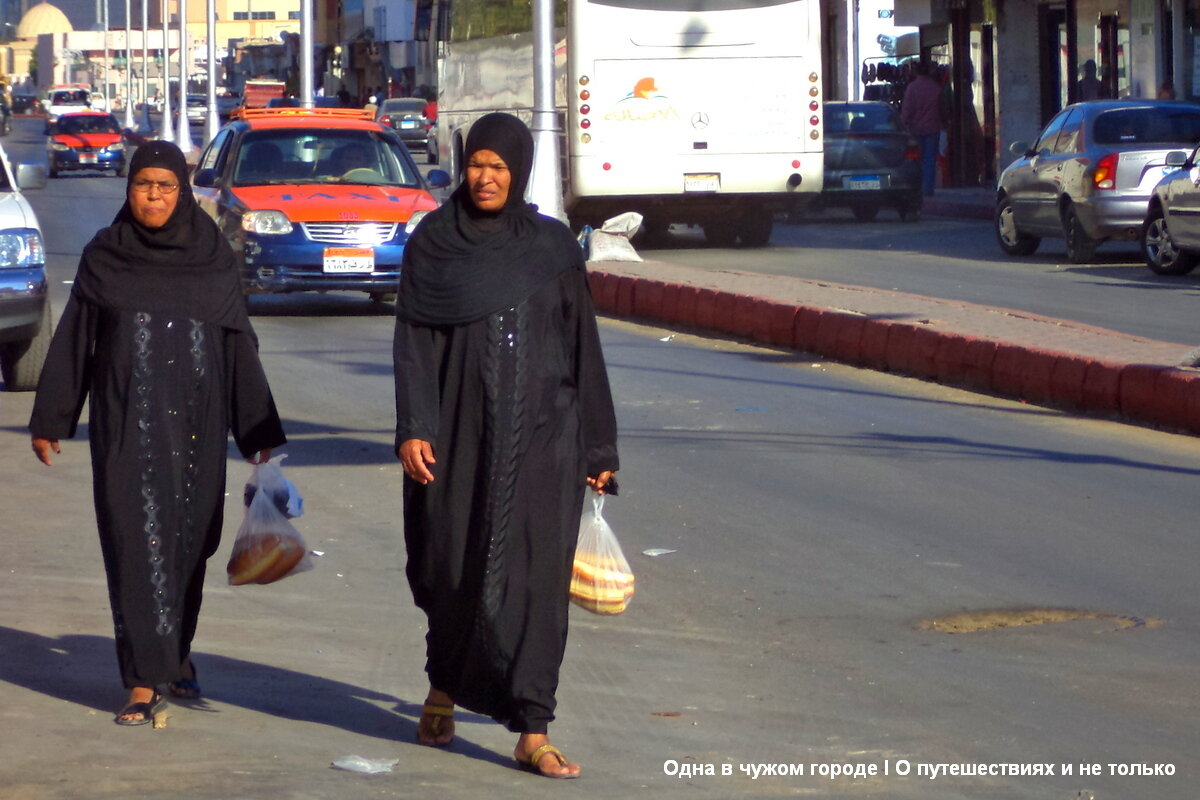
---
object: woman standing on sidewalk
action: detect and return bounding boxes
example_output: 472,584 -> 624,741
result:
393,113 -> 619,778
29,141 -> 286,727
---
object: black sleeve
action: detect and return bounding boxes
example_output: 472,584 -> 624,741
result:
393,317 -> 440,449
28,293 -> 95,440
566,267 -> 619,475
225,327 -> 287,458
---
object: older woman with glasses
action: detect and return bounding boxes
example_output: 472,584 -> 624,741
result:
29,141 -> 286,728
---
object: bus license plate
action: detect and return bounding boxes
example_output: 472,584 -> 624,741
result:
846,175 -> 882,190
323,247 -> 374,273
684,173 -> 720,192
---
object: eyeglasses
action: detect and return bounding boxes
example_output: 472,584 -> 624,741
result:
130,179 -> 180,194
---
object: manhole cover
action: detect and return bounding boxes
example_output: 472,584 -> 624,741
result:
918,607 -> 1162,634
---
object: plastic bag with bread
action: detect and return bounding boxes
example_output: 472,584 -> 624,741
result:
227,460 -> 313,586
569,495 -> 634,615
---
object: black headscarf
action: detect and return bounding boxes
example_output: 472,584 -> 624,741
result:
394,112 -> 582,326
72,140 -> 251,332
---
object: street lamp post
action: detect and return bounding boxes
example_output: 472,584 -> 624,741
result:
158,0 -> 174,141
204,0 -> 217,141
123,0 -> 134,128
527,0 -> 564,221
175,0 -> 193,151
101,0 -> 110,110
140,0 -> 151,132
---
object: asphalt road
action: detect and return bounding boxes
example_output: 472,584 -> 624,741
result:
1,118 -> 1197,798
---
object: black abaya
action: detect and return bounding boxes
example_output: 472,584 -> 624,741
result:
31,298 -> 284,688
394,267 -> 618,733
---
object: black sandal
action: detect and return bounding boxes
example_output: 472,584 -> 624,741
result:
114,691 -> 168,728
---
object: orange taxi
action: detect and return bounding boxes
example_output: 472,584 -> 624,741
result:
45,110 -> 128,177
191,107 -> 449,298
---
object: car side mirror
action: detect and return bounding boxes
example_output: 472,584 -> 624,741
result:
192,167 -> 218,187
15,162 -> 47,191
1165,150 -> 1189,168
426,169 -> 451,189
1009,141 -> 1030,157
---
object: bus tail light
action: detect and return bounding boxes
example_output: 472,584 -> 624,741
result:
1093,153 -> 1118,190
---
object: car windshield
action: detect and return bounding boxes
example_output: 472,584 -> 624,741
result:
232,130 -> 422,187
57,115 -> 121,134
382,99 -> 425,114
825,105 -> 903,134
1091,108 -> 1200,145
52,90 -> 89,105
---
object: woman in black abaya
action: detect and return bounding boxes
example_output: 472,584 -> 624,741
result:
30,141 -> 286,727
394,113 -> 619,778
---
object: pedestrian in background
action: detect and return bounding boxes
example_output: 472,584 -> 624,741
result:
901,60 -> 946,197
29,141 -> 286,728
393,112 -> 619,779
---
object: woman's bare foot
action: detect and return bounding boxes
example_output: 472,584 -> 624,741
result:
417,688 -> 455,746
515,733 -> 581,778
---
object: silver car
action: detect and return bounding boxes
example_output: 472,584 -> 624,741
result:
1140,145 -> 1200,274
995,100 -> 1200,263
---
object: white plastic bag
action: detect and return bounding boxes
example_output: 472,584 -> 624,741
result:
587,211 -> 644,262
569,495 -> 634,615
227,459 -> 313,586
243,454 -> 304,518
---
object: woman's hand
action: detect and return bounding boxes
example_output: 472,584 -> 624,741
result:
247,447 -> 273,465
586,470 -> 615,494
398,439 -> 437,484
32,437 -> 60,466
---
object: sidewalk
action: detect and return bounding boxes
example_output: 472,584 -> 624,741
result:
586,189 -> 1200,437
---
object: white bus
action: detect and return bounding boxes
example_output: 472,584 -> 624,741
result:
434,0 -> 823,246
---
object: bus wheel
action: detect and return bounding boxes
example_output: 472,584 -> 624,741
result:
703,221 -> 738,247
739,212 -> 773,247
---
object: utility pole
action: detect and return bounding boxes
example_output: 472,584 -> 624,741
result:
204,0 -> 217,140
101,0 -> 109,110
175,0 -> 193,151
527,0 -> 564,221
140,0 -> 152,132
300,0 -> 313,107
123,0 -> 134,127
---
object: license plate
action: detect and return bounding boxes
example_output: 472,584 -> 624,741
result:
684,173 -> 720,192
845,175 -> 881,190
80,153 -> 97,164
323,247 -> 374,273
401,120 -> 417,129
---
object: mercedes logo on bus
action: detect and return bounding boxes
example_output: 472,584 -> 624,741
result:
691,112 -> 710,129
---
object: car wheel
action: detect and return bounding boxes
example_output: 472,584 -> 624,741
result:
0,301 -> 52,391
703,221 -> 738,247
1141,206 -> 1197,276
995,194 -> 1040,256
851,204 -> 880,222
1062,203 -> 1098,263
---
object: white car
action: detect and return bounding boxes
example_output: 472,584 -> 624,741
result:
45,86 -> 93,121
0,146 -> 50,390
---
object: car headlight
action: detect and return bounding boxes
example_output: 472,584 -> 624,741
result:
49,142 -> 70,152
0,228 -> 45,268
405,210 -> 430,235
242,210 -> 293,235
106,142 -> 125,152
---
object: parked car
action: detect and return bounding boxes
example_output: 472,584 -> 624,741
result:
190,106 -> 450,299
0,144 -> 50,390
172,94 -> 207,123
995,99 -> 1200,263
814,101 -> 922,221
376,97 -> 431,153
1139,145 -> 1200,274
45,111 -> 127,177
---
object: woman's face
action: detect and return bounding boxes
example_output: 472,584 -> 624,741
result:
464,149 -> 511,212
128,167 -> 181,228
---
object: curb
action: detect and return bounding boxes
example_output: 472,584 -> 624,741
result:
587,270 -> 1200,437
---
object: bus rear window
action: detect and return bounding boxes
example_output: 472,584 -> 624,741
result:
588,0 -> 796,9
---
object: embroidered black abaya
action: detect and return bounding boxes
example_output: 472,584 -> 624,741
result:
394,114 -> 619,733
30,141 -> 286,690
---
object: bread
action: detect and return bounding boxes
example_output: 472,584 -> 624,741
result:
570,553 -> 634,614
227,532 -> 306,585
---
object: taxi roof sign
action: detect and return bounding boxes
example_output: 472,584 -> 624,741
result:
230,107 -> 376,122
